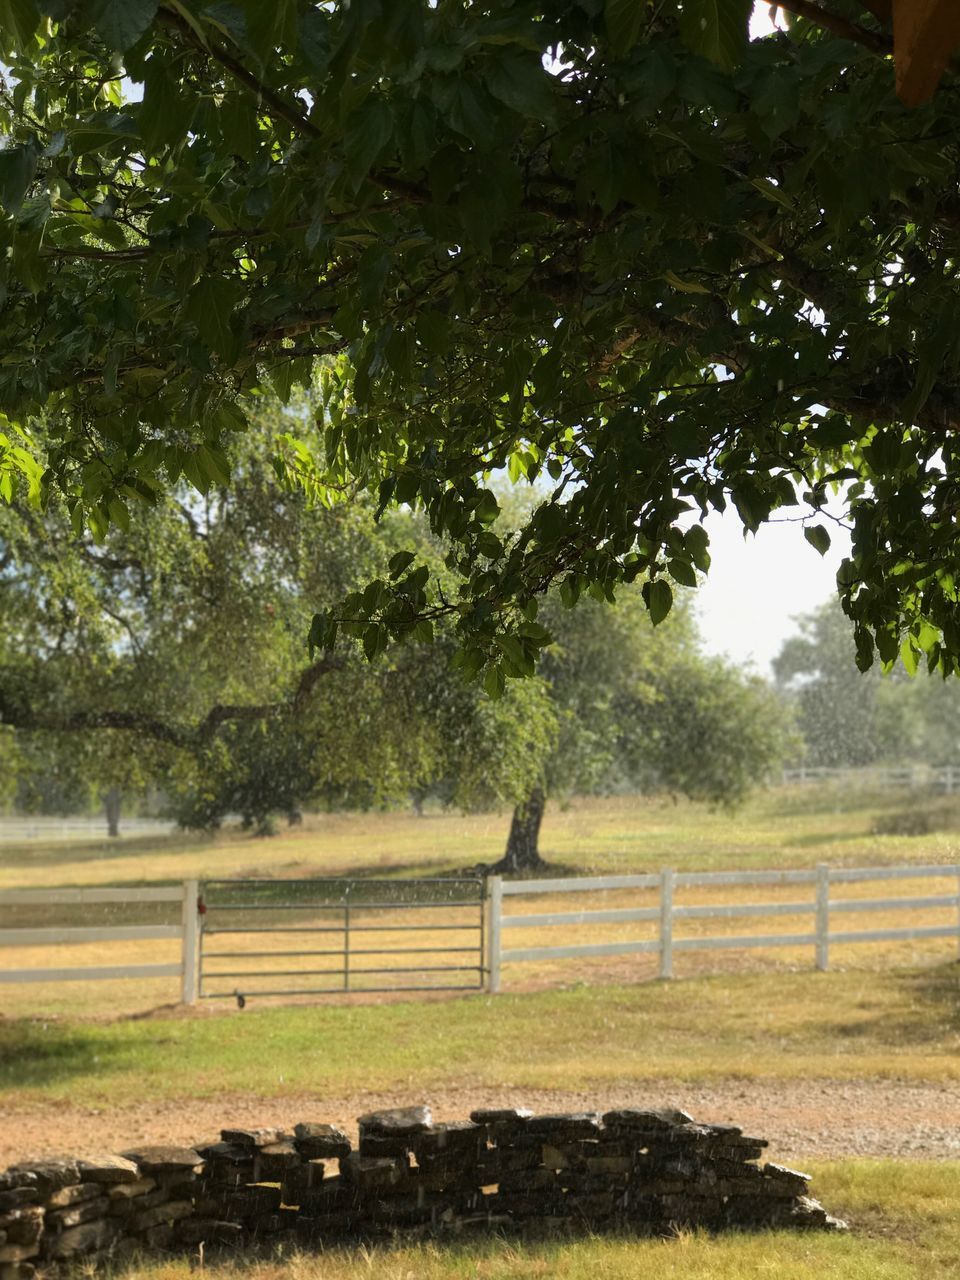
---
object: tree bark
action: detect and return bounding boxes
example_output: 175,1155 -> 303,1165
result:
494,786 -> 547,874
105,786 -> 121,839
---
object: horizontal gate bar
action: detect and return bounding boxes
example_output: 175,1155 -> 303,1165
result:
201,900 -> 481,911
203,923 -> 480,935
502,907 -> 660,928
201,983 -> 483,998
0,963 -> 182,983
0,925 -> 181,947
202,945 -> 478,959
202,877 -> 481,885
205,964 -> 484,979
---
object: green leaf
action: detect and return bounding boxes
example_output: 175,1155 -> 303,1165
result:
345,96 -> 394,188
362,623 -> 386,661
662,269 -> 711,295
476,530 -> 503,559
0,142 -> 38,215
605,0 -> 646,55
679,0 -> 751,72
474,490 -> 501,525
900,635 -> 920,676
803,525 -> 831,557
854,626 -> 875,673
416,310 -> 451,355
388,550 -> 416,579
483,663 -> 506,699
0,0 -> 40,51
667,557 -> 697,588
243,0 -> 298,53
197,444 -> 230,486
140,55 -> 194,150
643,578 -> 673,626
89,0 -> 159,51
684,524 -> 711,572
484,52 -> 556,121
186,275 -> 242,359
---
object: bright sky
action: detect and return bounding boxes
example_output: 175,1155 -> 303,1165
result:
692,509 -> 851,677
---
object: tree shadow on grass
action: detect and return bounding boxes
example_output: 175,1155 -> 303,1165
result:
820,961 -> 960,1049
0,1019 -> 135,1093
0,831 -> 217,871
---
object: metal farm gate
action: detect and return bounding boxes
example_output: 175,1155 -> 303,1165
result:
197,876 -> 486,1002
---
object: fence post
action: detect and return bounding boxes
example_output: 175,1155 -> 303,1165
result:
659,867 -> 674,980
815,863 -> 830,972
487,876 -> 502,994
181,879 -> 199,1004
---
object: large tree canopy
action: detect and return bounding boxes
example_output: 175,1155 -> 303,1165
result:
2,3 -> 959,686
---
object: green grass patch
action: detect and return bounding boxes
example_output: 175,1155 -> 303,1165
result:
2,966 -> 958,1105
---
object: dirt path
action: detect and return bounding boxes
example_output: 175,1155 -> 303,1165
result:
2,1078 -> 958,1168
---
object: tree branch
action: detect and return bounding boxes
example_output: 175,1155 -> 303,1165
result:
773,1 -> 893,55
0,656 -> 347,749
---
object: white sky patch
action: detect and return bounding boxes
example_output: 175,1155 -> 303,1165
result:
693,503 -> 851,676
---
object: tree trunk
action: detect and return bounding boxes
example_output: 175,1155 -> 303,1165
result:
493,786 -> 547,874
105,787 -> 122,839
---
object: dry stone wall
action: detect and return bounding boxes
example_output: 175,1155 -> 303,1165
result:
0,1105 -> 846,1276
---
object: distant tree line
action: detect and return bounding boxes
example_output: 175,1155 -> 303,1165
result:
774,600 -> 960,769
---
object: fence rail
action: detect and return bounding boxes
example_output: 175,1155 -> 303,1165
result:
0,818 -> 176,842
3,864 -> 960,1004
781,764 -> 960,790
0,881 -> 199,1002
487,863 -> 960,991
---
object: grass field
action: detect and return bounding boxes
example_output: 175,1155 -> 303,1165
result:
103,1161 -> 959,1280
3,787 -> 960,1017
1,964 -> 959,1103
2,788 -> 959,1275
5,785 -> 960,892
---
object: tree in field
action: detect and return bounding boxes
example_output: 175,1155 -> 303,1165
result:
775,598 -> 960,768
497,591 -> 792,871
3,4 -> 960,689
0,398 -> 552,834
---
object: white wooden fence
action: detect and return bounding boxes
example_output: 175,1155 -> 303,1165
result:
0,818 -> 176,842
782,764 -> 960,791
486,864 -> 960,992
0,881 -> 200,1003
4,867 -> 959,1003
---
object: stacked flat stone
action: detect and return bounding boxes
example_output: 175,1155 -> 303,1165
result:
0,1105 -> 845,1276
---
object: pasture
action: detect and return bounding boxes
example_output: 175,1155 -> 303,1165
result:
1,786 -> 959,1278
2,787 -> 960,1017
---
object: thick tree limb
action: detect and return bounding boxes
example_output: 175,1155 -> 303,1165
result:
0,655 -> 346,749
773,1 -> 893,54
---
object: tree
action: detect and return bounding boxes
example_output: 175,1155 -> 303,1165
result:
775,597 -> 960,767
0,397 -> 552,833
2,5 -> 960,686
495,591 -> 792,871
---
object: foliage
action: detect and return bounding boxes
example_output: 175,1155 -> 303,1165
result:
775,598 -> 960,767
0,397 -> 552,828
0,4 -> 958,685
540,590 -> 791,808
